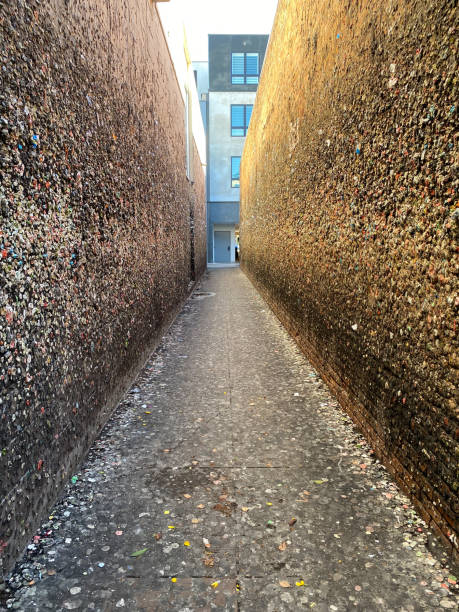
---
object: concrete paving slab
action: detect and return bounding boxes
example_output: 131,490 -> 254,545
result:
1,268 -> 458,611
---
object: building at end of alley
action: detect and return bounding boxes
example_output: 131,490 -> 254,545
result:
194,35 -> 269,263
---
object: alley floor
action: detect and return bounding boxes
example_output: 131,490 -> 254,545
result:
2,268 -> 458,611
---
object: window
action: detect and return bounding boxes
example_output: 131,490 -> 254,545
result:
231,104 -> 253,136
231,52 -> 259,84
231,156 -> 241,188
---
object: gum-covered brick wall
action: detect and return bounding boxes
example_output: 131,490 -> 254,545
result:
241,0 -> 458,555
0,0 -> 206,575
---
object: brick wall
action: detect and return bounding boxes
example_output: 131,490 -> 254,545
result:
0,0 -> 206,576
241,0 -> 458,556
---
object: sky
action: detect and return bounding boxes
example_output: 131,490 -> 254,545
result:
157,0 -> 279,62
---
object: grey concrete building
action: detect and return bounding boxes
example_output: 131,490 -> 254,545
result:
194,34 -> 269,263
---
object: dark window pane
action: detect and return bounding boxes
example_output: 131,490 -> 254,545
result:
232,53 -> 244,75
246,53 -> 259,75
231,105 -> 244,127
232,75 -> 244,84
231,157 -> 241,187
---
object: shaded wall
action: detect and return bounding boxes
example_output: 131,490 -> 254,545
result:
0,0 -> 206,575
241,0 -> 458,555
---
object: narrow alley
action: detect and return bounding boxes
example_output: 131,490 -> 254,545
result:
4,269 -> 458,611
